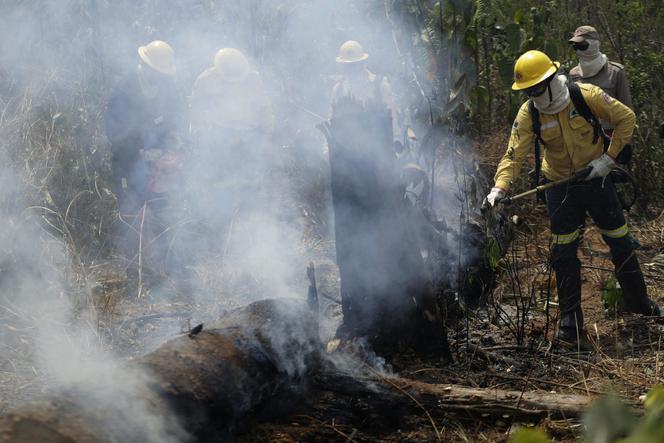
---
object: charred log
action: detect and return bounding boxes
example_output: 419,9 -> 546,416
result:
0,299 -> 320,443
0,298 -> 599,442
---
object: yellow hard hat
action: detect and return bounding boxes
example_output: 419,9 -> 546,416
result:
138,40 -> 176,75
336,40 -> 369,63
213,48 -> 250,82
512,50 -> 560,91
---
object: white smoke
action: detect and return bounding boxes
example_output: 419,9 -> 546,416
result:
0,1 -> 476,440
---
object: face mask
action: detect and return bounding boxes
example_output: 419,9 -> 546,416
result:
575,39 -> 600,59
531,74 -> 570,115
575,39 -> 608,77
524,80 -> 550,98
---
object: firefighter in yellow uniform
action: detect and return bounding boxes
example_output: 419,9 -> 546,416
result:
485,50 -> 660,343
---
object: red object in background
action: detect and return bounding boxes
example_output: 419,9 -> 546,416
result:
148,150 -> 184,194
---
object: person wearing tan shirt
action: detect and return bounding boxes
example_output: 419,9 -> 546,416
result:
568,26 -> 633,128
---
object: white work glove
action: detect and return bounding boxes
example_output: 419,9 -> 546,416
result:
585,153 -> 616,181
484,187 -> 506,207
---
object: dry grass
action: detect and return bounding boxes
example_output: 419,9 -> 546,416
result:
482,196 -> 664,399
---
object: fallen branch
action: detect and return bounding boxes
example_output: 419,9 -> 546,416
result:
314,370 -> 595,423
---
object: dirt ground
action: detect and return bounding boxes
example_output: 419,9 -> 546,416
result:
2,152 -> 664,442
231,202 -> 664,443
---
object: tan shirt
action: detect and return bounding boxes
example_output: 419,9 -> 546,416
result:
570,61 -> 633,130
190,68 -> 273,135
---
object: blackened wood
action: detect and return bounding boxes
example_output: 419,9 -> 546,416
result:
323,98 -> 449,358
0,299 -> 320,443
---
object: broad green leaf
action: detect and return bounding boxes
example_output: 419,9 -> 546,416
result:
484,237 -> 502,270
508,427 -> 550,443
514,9 -> 525,25
583,393 -> 637,443
602,276 -> 624,315
623,398 -> 664,442
644,385 -> 664,411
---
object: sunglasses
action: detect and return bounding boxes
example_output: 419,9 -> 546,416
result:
572,41 -> 590,51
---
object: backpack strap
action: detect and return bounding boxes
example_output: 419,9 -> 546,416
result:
528,100 -> 544,190
568,82 -> 610,151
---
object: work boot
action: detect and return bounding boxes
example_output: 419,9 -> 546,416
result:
614,253 -> 662,316
555,307 -> 584,343
554,260 -> 586,344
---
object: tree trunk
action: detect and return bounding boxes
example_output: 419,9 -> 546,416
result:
321,99 -> 450,359
0,299 -> 320,443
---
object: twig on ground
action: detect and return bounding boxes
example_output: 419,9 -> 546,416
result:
489,372 -> 604,395
137,202 -> 147,298
297,415 -> 359,443
365,365 -> 443,442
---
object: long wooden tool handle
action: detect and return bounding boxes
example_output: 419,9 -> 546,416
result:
504,167 -> 592,204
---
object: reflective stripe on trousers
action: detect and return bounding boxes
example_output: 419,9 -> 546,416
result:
552,229 -> 580,245
599,223 -> 629,239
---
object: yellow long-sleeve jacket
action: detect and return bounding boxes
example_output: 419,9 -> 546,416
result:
494,83 -> 636,191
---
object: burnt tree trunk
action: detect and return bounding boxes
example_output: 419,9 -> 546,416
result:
0,299 -> 320,443
322,98 -> 450,359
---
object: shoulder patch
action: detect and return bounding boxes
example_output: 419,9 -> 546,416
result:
602,92 -> 614,104
609,61 -> 625,70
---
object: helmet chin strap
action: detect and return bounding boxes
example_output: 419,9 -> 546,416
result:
532,74 -> 570,114
533,78 -> 553,103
